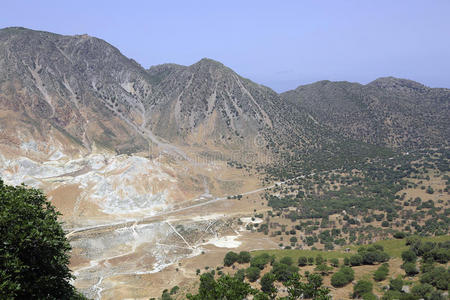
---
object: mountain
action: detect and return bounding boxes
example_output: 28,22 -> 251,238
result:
146,58 -> 327,154
0,27 -> 328,162
281,77 -> 450,149
0,27 -> 156,157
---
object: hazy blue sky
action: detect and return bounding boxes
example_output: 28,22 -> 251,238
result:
2,0 -> 449,91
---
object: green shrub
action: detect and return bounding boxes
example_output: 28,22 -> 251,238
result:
298,256 -> 308,267
353,280 -> 373,298
373,263 -> 389,281
279,256 -> 293,266
250,253 -> 272,270
224,251 -> 239,266
403,262 -> 418,276
245,266 -> 261,282
401,250 -> 417,263
237,251 -> 251,264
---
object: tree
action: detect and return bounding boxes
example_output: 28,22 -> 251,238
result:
298,256 -> 308,267
401,250 -> 417,263
393,231 -> 406,239
403,262 -> 418,276
161,289 -> 173,300
331,266 -> 354,287
331,272 -> 350,288
272,262 -> 299,282
284,273 -> 330,300
350,254 -> 363,266
260,273 -> 276,295
314,264 -> 333,276
224,251 -> 239,266
246,266 -> 261,282
250,253 -> 272,270
411,283 -> 434,299
329,258 -> 339,267
280,256 -> 294,266
237,251 -> 251,264
373,264 -> 389,281
343,257 -> 350,266
187,273 -> 256,300
315,254 -> 324,265
0,180 -> 85,299
389,276 -> 403,292
234,269 -> 245,281
353,280 -> 373,299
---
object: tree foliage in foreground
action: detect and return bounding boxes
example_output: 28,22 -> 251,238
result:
0,179 -> 85,299
186,270 -> 331,300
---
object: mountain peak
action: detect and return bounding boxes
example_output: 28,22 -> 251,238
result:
368,76 -> 427,91
191,58 -> 226,69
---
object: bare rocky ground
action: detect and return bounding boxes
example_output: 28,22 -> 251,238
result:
0,138 -> 276,299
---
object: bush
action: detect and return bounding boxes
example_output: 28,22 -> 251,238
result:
224,251 -> 239,266
245,266 -> 261,282
353,280 -> 373,298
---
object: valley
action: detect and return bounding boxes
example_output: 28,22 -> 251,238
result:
0,27 -> 448,300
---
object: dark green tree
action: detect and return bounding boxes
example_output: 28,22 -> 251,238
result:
224,251 -> 239,266
260,273 -> 276,296
0,180 -> 85,299
237,251 -> 251,264
353,280 -> 373,299
187,273 -> 255,300
246,266 -> 261,282
297,256 -> 308,267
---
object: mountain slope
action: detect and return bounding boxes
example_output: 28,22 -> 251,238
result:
0,27 -> 328,162
0,27 -> 153,157
281,77 -> 450,149
145,58 -> 324,153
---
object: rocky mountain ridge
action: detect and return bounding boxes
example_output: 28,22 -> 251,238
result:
282,77 -> 449,149
0,26 -> 448,163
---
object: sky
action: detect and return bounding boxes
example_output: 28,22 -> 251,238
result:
1,0 -> 449,92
